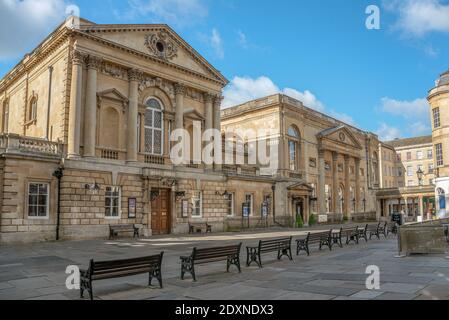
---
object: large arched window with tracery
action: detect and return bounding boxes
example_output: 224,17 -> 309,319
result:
144,98 -> 164,155
288,126 -> 300,171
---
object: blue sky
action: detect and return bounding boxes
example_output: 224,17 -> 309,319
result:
1,0 -> 449,140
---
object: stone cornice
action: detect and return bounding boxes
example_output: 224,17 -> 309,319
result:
74,29 -> 227,87
0,27 -> 72,92
80,24 -> 228,86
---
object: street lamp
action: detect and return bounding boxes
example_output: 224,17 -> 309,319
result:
362,198 -> 366,212
417,168 -> 424,187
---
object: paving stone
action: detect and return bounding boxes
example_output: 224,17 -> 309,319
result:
379,282 -> 426,294
350,290 -> 384,299
375,292 -> 418,300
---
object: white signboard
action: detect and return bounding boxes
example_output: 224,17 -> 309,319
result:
318,215 -> 328,223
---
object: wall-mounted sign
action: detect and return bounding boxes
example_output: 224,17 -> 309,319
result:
318,214 -> 328,223
182,200 -> 189,218
128,198 -> 137,218
261,202 -> 269,217
242,202 -> 251,218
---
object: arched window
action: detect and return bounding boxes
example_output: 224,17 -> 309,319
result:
144,98 -> 164,155
28,97 -> 37,121
288,126 -> 300,171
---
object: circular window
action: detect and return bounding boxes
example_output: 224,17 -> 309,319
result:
156,41 -> 165,53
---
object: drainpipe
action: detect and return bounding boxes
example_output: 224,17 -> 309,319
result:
46,66 -> 53,140
53,167 -> 64,240
271,185 -> 277,225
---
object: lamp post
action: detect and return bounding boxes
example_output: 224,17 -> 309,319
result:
362,198 -> 366,213
352,198 -> 356,213
417,168 -> 424,187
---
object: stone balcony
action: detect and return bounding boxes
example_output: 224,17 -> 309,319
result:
0,134 -> 63,158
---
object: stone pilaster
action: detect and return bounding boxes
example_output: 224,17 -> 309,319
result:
355,158 -> 361,212
318,148 -> 326,214
213,95 -> 223,171
174,83 -> 185,131
68,50 -> 84,158
344,155 -> 351,217
332,151 -> 339,213
83,55 -> 102,158
127,69 -> 142,162
204,92 -> 214,170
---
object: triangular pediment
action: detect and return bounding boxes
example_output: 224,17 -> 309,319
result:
80,24 -> 227,85
288,182 -> 313,192
97,88 -> 128,103
317,126 -> 362,150
184,108 -> 205,121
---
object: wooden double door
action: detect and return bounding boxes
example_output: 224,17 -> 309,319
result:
151,189 -> 171,235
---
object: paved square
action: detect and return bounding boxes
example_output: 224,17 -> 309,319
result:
1,228 -> 448,300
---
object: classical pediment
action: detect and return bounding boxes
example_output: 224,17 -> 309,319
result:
80,24 -> 227,85
317,125 -> 363,150
184,108 -> 205,121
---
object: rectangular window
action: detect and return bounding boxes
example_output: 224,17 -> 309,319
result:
192,192 -> 203,218
105,186 -> 121,218
226,193 -> 234,217
427,149 -> 433,159
417,151 -> 423,160
407,166 -> 413,176
245,194 -> 254,216
406,152 -> 412,161
433,107 -> 441,128
436,143 -> 444,167
28,183 -> 49,218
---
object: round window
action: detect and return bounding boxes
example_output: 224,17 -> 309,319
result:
156,41 -> 165,53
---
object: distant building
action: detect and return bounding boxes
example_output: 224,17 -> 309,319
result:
428,69 -> 449,218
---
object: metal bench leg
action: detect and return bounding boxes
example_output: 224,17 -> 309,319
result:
227,255 -> 241,273
181,258 -> 195,281
246,248 -> 261,268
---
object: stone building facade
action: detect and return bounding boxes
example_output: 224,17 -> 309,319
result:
429,69 -> 449,218
221,94 -> 381,224
0,18 -> 277,244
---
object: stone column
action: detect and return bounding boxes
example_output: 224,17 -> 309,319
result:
332,152 -> 339,213
204,93 -> 214,170
68,50 -> 84,158
355,158 -> 361,212
419,196 -> 424,220
318,149 -> 326,214
174,83 -> 185,131
214,95 -> 223,171
344,155 -> 351,217
83,55 -> 102,158
404,197 -> 409,216
127,69 -> 141,162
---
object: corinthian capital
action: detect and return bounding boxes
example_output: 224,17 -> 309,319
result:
203,92 -> 214,103
213,95 -> 224,107
71,50 -> 86,65
174,83 -> 186,96
86,55 -> 103,70
128,68 -> 143,82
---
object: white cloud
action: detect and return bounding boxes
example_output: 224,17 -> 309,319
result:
376,123 -> 402,141
126,0 -> 208,27
222,76 -> 356,123
0,0 -> 67,60
210,28 -> 224,59
385,0 -> 449,37
237,30 -> 248,49
409,121 -> 431,135
380,97 -> 429,118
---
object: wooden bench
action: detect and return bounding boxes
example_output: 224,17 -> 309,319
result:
80,252 -> 164,300
180,244 -> 242,281
357,224 -> 369,242
367,223 -> 385,240
296,230 -> 332,256
332,226 -> 359,247
109,224 -> 139,239
387,222 -> 398,236
246,237 -> 293,268
188,222 -> 212,234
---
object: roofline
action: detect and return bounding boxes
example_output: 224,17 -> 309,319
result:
222,93 -> 379,138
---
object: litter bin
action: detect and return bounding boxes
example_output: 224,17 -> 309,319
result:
392,212 -> 403,226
